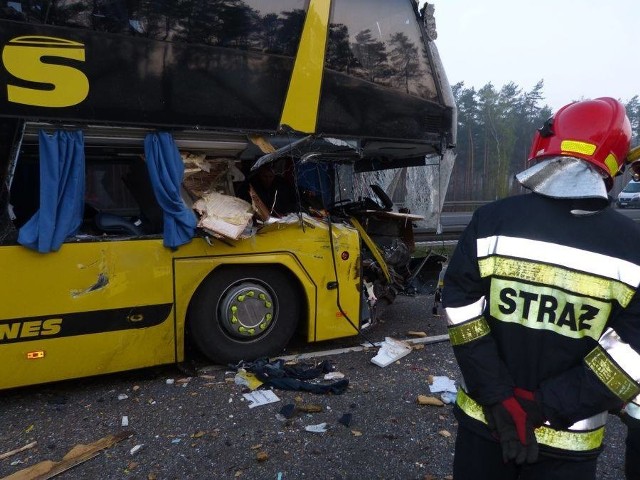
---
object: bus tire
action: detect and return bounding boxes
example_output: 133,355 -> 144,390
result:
188,265 -> 301,364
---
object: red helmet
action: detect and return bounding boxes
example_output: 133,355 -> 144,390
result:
528,97 -> 632,178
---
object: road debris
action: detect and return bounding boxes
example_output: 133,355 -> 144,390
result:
4,431 -> 133,480
304,423 -> 328,434
234,370 -> 263,390
417,395 -> 444,407
338,413 -> 353,427
242,390 -> 280,408
233,358 -> 349,394
371,337 -> 412,367
277,403 -> 296,420
428,376 -> 456,394
129,444 -> 143,455
256,451 -> 269,462
0,442 -> 37,461
428,375 -> 458,404
406,331 -> 427,337
296,403 -> 323,413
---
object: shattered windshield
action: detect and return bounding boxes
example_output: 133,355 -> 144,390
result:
335,152 -> 454,232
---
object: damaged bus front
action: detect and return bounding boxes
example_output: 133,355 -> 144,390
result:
0,0 -> 456,389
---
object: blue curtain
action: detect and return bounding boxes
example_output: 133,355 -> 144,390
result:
144,132 -> 196,248
18,130 -> 85,253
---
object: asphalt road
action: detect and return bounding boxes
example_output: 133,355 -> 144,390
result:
0,293 -> 628,480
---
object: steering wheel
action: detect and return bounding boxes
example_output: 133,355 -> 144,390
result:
370,184 -> 394,211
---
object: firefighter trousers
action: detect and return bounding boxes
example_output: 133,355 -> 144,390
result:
627,427 -> 640,479
453,425 -> 598,480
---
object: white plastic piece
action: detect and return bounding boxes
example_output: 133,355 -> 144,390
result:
242,390 -> 281,408
371,337 -> 412,367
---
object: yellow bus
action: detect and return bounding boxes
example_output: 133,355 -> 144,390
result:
0,0 -> 456,389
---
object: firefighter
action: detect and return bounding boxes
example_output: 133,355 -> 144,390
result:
620,151 -> 640,480
442,97 -> 640,480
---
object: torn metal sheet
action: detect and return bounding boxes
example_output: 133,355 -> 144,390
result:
250,135 -> 314,171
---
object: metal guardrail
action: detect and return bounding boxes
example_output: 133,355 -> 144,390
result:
441,200 -> 490,212
418,205 -> 640,244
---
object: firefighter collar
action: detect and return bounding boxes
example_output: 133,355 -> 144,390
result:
516,156 -> 609,211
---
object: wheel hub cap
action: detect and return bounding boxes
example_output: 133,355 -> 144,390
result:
220,282 -> 275,339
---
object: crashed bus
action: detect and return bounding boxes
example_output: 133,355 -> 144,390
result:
0,0 -> 456,389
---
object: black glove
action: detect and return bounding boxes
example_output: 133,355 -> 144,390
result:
484,396 -> 539,465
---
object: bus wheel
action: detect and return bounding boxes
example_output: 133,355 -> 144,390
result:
188,266 -> 301,364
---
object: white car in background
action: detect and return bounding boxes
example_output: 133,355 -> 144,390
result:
617,180 -> 640,208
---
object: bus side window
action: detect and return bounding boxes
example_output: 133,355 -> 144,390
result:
122,159 -> 164,234
9,157 -> 39,230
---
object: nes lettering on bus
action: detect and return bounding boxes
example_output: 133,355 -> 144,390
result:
0,318 -> 62,341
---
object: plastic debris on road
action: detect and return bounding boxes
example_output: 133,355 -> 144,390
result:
440,391 -> 457,404
428,375 -> 457,404
234,370 -> 264,390
370,337 -> 412,367
243,389 -> 281,408
428,375 -> 456,394
130,444 -> 143,455
304,422 -> 328,433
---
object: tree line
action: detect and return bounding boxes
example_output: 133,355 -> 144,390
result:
447,80 -> 640,202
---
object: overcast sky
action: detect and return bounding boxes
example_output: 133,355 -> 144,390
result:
422,0 -> 639,112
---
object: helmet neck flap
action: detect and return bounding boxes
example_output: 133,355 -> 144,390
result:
516,156 -> 610,211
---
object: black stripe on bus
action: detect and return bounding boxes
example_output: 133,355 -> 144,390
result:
0,304 -> 172,344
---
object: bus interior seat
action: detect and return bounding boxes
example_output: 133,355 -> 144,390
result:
94,211 -> 143,236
